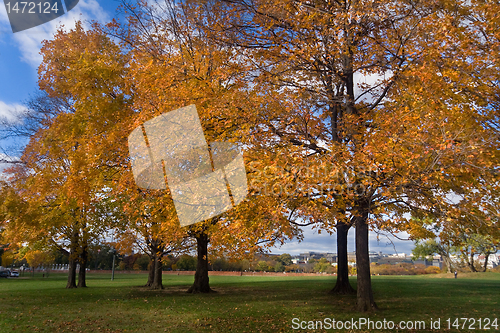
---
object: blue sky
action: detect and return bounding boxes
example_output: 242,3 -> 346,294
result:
0,0 -> 416,256
0,1 -> 118,106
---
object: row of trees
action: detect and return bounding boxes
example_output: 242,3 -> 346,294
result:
0,0 -> 498,312
413,235 -> 500,273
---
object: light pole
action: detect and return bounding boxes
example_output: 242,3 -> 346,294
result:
110,249 -> 116,281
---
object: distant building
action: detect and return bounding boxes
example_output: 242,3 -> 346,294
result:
324,253 -> 337,263
287,250 -> 500,270
432,256 -> 443,270
296,252 -> 336,263
378,257 -> 412,265
369,251 -> 382,264
477,253 -> 499,269
413,259 -> 434,266
291,259 -> 307,265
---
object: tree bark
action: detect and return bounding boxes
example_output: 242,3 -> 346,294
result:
468,251 -> 477,272
66,255 -> 77,288
77,241 -> 88,288
438,248 -> 453,273
330,221 -> 355,295
145,255 -> 154,287
442,255 -> 453,273
354,202 -> 377,312
66,230 -> 78,289
151,251 -> 164,290
187,232 -> 212,293
145,237 -> 164,289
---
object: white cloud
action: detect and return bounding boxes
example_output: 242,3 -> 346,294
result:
0,100 -> 28,123
9,0 -> 109,67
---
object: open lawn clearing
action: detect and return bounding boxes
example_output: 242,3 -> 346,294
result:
0,272 -> 498,332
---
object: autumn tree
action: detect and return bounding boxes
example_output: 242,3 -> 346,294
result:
412,238 -> 454,273
277,253 -> 293,266
1,177 -> 83,284
23,248 -> 54,273
191,0 -> 500,311
3,148 -> 113,288
0,93 -> 83,287
112,188 -> 192,289
106,0 -> 299,293
458,234 -> 499,272
0,250 -> 14,268
33,18 -> 201,291
0,22 -> 134,289
193,0 -> 426,309
411,221 -> 499,273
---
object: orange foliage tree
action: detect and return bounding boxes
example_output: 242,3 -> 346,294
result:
0,22 -> 132,288
191,0 -> 500,311
106,1 -> 299,293
112,187 -> 192,289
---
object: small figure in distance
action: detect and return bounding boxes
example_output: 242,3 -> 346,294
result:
454,271 -> 457,279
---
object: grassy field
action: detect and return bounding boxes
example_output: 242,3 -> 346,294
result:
0,272 -> 498,332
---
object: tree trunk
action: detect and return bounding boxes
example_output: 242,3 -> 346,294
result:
468,251 -> 477,272
145,255 -> 154,287
355,203 -> 377,312
66,231 -> 78,289
330,221 -> 355,295
77,242 -> 88,288
145,238 -> 164,289
440,252 -> 453,273
187,232 -> 212,293
482,252 -> 490,272
151,254 -> 163,289
66,256 -> 77,288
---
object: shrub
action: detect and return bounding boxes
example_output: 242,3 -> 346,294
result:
135,255 -> 150,271
285,264 -> 302,273
371,263 -> 442,275
274,262 -> 285,272
424,266 -> 441,274
211,258 -> 244,271
176,255 -> 197,271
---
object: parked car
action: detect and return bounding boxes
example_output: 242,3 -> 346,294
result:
0,270 -> 9,278
10,271 -> 19,277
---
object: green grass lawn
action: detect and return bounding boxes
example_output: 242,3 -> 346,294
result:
0,272 -> 498,332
